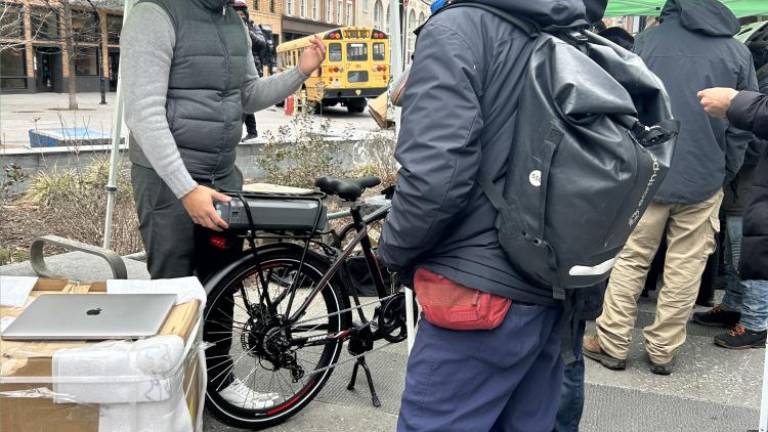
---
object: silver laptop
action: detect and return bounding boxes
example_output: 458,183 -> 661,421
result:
2,294 -> 177,341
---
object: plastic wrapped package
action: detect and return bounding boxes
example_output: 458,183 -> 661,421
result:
0,277 -> 206,432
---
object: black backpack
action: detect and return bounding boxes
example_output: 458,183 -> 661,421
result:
430,3 -> 680,300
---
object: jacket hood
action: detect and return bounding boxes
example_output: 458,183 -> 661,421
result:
470,0 -> 606,28
660,0 -> 739,37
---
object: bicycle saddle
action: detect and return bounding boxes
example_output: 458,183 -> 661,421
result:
315,176 -> 381,201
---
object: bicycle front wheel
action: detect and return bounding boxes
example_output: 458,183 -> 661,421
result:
203,245 -> 350,430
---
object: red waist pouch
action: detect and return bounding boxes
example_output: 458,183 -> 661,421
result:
414,268 -> 512,331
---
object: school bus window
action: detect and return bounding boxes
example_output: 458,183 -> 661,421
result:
373,42 -> 385,61
347,43 -> 368,61
329,43 -> 342,62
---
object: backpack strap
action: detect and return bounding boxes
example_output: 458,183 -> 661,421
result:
758,63 -> 768,83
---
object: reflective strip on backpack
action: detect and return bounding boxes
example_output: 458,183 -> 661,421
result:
568,257 -> 618,277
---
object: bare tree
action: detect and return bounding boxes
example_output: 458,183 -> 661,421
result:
0,0 -> 123,108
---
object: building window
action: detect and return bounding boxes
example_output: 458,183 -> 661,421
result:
345,2 -> 352,25
0,47 -> 27,89
418,11 -> 426,25
325,0 -> 332,22
106,14 -> 122,45
406,9 -> 416,63
300,0 -> 306,17
74,47 -> 99,76
385,5 -> 390,33
373,0 -> 383,30
312,0 -> 319,19
336,0 -> 342,24
0,3 -> 24,39
362,0 -> 368,13
71,10 -> 101,44
286,0 -> 293,16
253,0 -> 259,10
29,7 -> 60,41
270,0 -> 276,13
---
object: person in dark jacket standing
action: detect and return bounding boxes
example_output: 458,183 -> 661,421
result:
694,43 -> 768,344
121,0 -> 325,408
698,85 -> 768,348
584,0 -> 757,375
379,1 -> 607,430
260,25 -> 276,75
234,0 -> 267,141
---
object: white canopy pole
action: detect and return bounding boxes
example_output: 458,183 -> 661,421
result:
102,0 -> 135,250
389,0 -> 404,85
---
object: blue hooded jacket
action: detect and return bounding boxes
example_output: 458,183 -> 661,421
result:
380,0 -> 602,304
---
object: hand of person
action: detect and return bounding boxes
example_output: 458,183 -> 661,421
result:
181,185 -> 231,231
697,87 -> 739,119
298,36 -> 326,76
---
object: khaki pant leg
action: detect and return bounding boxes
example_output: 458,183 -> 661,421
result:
597,202 -> 670,359
644,190 -> 724,364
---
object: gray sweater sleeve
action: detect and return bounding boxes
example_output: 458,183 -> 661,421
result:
122,3 -> 308,198
241,33 -> 307,112
122,3 -> 196,198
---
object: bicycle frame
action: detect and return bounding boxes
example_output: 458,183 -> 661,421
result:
284,202 -> 391,327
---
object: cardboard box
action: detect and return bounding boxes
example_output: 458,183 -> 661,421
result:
0,279 -> 203,432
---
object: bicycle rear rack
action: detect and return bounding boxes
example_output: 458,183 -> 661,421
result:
29,235 -> 128,280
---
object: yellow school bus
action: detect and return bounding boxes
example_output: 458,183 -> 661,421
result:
277,27 -> 390,113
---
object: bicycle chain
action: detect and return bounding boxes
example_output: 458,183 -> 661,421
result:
283,292 -> 411,377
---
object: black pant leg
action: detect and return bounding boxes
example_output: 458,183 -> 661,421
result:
243,113 -> 257,135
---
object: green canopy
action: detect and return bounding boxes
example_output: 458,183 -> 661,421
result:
605,0 -> 768,18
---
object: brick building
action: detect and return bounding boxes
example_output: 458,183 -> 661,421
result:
0,0 -> 123,94
247,0 -> 283,47
282,0 -> 355,41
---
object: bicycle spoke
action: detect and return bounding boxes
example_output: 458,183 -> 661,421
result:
206,319 -> 248,332
229,295 -> 253,316
240,363 -> 260,409
206,335 -> 235,346
205,353 -> 235,361
214,305 -> 248,327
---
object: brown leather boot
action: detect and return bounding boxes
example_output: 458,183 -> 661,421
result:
582,334 -> 627,370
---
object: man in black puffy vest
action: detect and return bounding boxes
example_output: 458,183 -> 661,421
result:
121,0 -> 325,408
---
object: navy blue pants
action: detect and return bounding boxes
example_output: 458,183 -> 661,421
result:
397,303 -> 563,432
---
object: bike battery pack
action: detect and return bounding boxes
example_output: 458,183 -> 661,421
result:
216,197 -> 327,232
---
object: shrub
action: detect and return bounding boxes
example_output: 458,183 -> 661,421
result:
256,114 -> 347,188
22,158 -> 143,257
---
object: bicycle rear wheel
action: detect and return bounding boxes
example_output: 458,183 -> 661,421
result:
204,245 -> 350,430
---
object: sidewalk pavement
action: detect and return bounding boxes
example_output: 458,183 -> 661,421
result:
0,92 -> 379,149
1,251 -> 763,432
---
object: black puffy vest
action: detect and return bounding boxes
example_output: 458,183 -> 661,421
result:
130,0 -> 249,182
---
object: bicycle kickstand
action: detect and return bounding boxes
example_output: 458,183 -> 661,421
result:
347,356 -> 382,408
